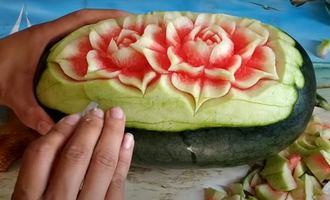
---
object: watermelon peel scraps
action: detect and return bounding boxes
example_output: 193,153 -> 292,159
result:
204,117 -> 330,200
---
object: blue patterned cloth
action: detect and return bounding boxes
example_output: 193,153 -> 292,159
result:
0,0 -> 329,63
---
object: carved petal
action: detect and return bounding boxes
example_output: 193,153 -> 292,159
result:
89,19 -> 121,51
167,46 -> 183,65
107,39 -> 118,54
247,21 -> 269,45
195,13 -> 217,28
86,50 -> 105,72
132,24 -> 166,53
171,72 -> 201,101
198,79 -> 231,109
186,26 -> 203,41
238,38 -> 263,59
119,71 -> 157,94
204,68 -> 235,82
166,22 -> 181,46
89,29 -> 105,51
172,16 -> 194,39
111,47 -> 144,69
182,40 -> 211,66
122,14 -> 159,34
248,46 -> 278,78
57,37 -> 92,78
216,14 -> 238,35
116,29 -> 140,45
169,62 -> 204,76
232,27 -> 264,59
209,37 -> 234,64
143,48 -> 171,74
234,66 -> 276,89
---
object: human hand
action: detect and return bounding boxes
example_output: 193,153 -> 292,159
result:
12,107 -> 134,200
0,9 -> 131,134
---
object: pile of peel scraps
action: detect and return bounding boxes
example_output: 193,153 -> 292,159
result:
205,117 -> 330,200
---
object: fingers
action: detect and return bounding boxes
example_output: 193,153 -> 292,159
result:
12,114 -> 81,200
78,107 -> 131,200
13,107 -> 134,200
44,108 -> 104,199
106,133 -> 134,200
13,102 -> 54,135
41,9 -> 132,43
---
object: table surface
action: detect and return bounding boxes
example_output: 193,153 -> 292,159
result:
0,1 -> 330,199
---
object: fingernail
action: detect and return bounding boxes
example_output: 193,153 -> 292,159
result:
63,114 -> 81,125
37,121 -> 52,134
90,108 -> 104,118
123,133 -> 134,149
110,107 -> 124,119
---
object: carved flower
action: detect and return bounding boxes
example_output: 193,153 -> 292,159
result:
136,13 -> 279,108
56,13 -> 279,108
57,16 -> 160,93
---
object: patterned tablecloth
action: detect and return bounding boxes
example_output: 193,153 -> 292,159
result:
0,1 -> 330,199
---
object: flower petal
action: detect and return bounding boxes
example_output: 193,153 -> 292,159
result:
90,19 -> 121,51
89,29 -> 105,51
183,40 -> 211,66
166,22 -> 181,46
86,50 -> 121,79
85,69 -> 121,80
143,48 -> 171,74
186,26 -> 203,41
247,22 -> 269,45
132,24 -> 166,53
163,12 -> 183,22
114,47 -> 157,93
195,13 -> 217,28
204,68 -> 235,82
223,54 -> 242,73
169,62 -> 204,76
56,36 -> 91,60
238,38 -> 263,59
172,16 -> 194,38
167,46 -> 183,65
247,46 -> 278,78
123,14 -> 159,34
119,71 -> 157,94
232,27 -> 264,59
116,29 -> 140,46
107,39 -> 118,54
234,66 -> 276,89
111,47 -> 145,69
86,50 -> 105,72
198,79 -> 231,109
56,59 -> 85,80
216,14 -> 238,35
56,37 -> 92,79
209,37 -> 234,65
171,72 -> 201,101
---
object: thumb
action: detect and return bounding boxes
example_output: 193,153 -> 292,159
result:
13,103 -> 54,135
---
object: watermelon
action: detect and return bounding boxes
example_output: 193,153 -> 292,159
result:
36,12 -> 316,167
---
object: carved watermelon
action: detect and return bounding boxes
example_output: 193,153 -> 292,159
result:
37,12 -> 316,167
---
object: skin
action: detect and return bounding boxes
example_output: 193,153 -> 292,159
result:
13,107 -> 134,200
0,9 -> 135,200
0,9 -> 131,135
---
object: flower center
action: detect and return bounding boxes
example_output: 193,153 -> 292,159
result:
197,29 -> 222,46
115,30 -> 140,48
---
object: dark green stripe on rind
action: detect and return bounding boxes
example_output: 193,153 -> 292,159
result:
128,41 -> 316,168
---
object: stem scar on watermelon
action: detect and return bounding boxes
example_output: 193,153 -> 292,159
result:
36,12 -> 316,168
